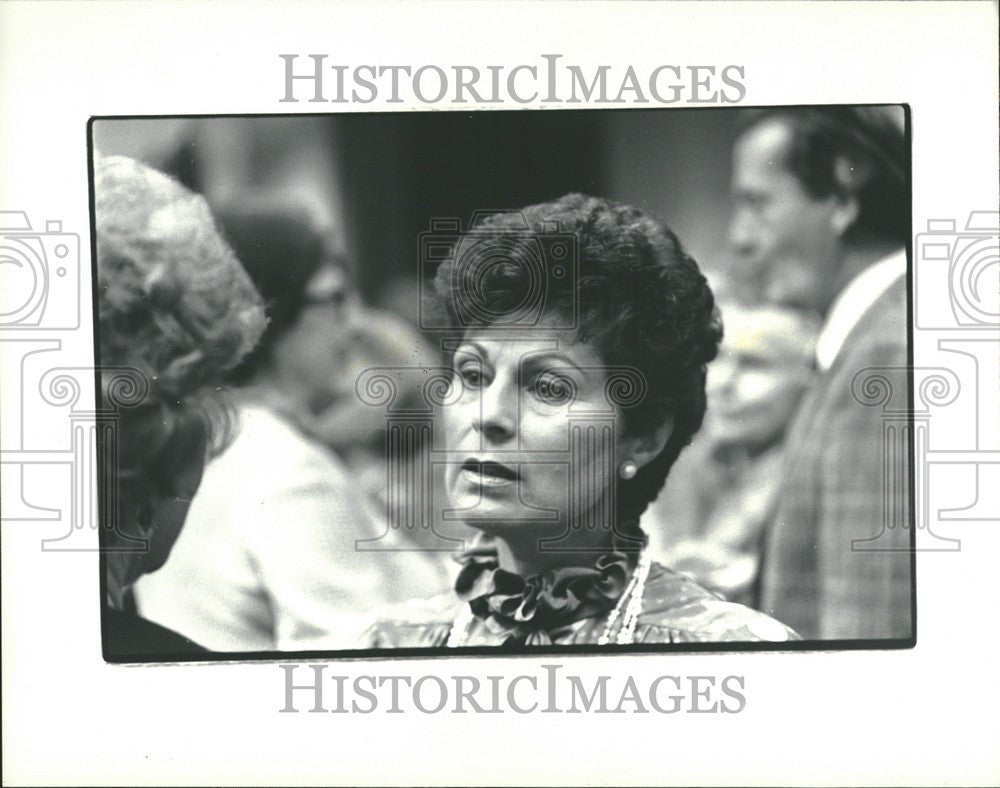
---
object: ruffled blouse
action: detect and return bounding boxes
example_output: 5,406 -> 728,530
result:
363,534 -> 799,648
453,533 -> 637,646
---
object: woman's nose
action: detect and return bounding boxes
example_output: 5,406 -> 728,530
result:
728,208 -> 758,259
474,375 -> 517,444
708,358 -> 738,399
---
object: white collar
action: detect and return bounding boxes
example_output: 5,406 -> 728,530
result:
815,248 -> 907,372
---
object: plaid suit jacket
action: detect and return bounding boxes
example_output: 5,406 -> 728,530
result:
759,278 -> 913,640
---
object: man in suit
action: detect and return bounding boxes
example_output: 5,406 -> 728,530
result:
728,107 -> 912,640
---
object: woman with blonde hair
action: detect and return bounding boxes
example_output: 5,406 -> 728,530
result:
134,203 -> 446,651
94,153 -> 266,656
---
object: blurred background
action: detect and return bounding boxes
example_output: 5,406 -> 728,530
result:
93,110 -> 744,303
94,110 -> 825,647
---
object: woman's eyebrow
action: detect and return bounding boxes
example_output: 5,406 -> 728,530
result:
523,352 -> 589,377
453,342 -> 487,362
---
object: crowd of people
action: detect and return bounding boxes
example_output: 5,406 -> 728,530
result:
97,105 -> 911,656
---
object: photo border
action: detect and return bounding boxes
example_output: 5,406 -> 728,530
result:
87,104 -> 918,665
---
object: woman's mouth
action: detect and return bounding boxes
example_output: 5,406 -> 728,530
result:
459,459 -> 519,487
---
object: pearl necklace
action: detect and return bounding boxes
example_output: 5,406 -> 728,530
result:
597,550 -> 651,645
445,550 -> 651,647
445,601 -> 476,647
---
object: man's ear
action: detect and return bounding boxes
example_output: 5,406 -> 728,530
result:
830,197 -> 859,238
830,157 -> 861,237
622,415 -> 675,471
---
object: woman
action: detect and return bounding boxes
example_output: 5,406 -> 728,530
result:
95,153 -> 267,657
645,303 -> 820,606
134,203 -> 447,651
364,194 -> 799,647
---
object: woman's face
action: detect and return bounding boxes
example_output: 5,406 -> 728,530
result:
270,265 -> 361,413
706,313 -> 814,447
442,324 -> 631,543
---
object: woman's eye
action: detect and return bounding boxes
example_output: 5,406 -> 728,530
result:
531,372 -> 575,405
457,365 -> 483,388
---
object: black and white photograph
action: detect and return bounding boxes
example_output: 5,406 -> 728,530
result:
3,2 -> 997,785
92,106 -> 914,660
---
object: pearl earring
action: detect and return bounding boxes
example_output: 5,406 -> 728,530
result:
619,460 -> 638,480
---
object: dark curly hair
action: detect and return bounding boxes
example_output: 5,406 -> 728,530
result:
432,193 -> 722,524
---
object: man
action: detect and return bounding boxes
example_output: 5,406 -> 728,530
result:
644,303 -> 819,607
729,106 -> 912,640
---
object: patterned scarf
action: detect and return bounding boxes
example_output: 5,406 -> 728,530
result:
453,532 -> 644,646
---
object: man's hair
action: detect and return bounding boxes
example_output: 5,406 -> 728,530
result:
744,106 -> 908,244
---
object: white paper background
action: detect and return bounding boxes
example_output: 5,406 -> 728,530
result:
1,1 -> 998,785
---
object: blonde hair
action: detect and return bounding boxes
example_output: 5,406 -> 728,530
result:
94,153 -> 266,467
95,153 -> 265,397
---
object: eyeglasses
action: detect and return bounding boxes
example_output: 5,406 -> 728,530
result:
303,265 -> 350,306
